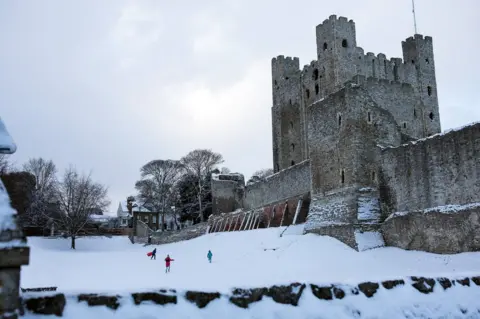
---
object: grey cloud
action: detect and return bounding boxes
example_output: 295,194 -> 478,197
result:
0,0 -> 478,211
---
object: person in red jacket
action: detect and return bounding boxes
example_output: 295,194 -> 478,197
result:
165,254 -> 174,273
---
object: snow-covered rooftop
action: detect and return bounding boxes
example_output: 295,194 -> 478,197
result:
0,117 -> 17,154
118,200 -> 150,213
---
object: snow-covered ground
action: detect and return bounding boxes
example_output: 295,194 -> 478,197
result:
22,225 -> 480,294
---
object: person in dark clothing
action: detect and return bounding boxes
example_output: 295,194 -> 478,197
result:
165,254 -> 174,273
151,248 -> 156,260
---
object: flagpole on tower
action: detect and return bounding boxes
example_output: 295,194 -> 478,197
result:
411,0 -> 418,34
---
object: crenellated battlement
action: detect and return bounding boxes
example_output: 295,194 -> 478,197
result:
403,34 -> 433,44
271,14 -> 440,176
320,14 -> 355,27
272,55 -> 300,73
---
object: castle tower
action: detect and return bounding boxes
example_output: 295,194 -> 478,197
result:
315,15 -> 357,96
271,55 -> 306,173
402,35 -> 441,135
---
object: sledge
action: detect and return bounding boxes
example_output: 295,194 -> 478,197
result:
147,252 -> 153,257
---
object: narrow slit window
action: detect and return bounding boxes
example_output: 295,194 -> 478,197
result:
341,169 -> 345,184
427,86 -> 432,96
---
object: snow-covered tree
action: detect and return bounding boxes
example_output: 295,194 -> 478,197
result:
54,166 -> 110,249
180,149 -> 223,222
135,159 -> 183,230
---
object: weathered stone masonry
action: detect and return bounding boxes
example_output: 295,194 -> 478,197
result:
210,14 -> 479,253
379,122 -> 480,215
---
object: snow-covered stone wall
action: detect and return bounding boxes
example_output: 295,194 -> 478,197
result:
379,122 -> 480,216
381,202 -> 480,253
21,275 -> 480,318
243,160 -> 311,210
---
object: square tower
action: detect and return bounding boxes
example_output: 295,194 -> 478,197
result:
271,56 -> 306,172
402,35 -> 441,135
315,15 -> 357,96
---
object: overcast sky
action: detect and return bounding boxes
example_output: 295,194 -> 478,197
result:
1,0 -> 478,212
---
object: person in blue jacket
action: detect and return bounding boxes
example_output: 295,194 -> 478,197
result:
207,250 -> 213,263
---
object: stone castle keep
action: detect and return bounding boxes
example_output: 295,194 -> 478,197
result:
209,15 -> 480,253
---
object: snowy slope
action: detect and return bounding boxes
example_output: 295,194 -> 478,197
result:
22,227 -> 480,294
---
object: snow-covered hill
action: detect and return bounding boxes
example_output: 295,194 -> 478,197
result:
22,225 -> 480,294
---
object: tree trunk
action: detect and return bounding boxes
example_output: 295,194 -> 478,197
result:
71,235 -> 76,249
198,179 -> 204,222
161,213 -> 165,231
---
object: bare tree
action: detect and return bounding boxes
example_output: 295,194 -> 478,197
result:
135,159 -> 183,230
53,166 -> 110,249
0,155 -> 13,174
180,149 -> 224,222
22,158 -> 58,227
251,168 -> 273,179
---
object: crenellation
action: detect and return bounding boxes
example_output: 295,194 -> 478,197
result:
210,14 -> 476,254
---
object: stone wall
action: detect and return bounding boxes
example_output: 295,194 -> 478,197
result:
379,122 -> 480,216
352,75 -> 426,139
147,223 -> 208,246
243,160 -> 311,210
211,173 -> 245,215
307,84 -> 403,195
381,203 -> 480,254
21,275 -> 480,318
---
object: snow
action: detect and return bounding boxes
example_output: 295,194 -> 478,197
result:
385,202 -> 480,222
22,283 -> 480,319
384,121 -> 480,150
0,117 -> 16,154
357,195 -> 380,222
0,238 -> 28,249
354,230 -> 385,251
0,179 -> 18,232
21,227 -> 480,294
117,200 -> 150,214
20,226 -> 480,318
18,226 -> 480,318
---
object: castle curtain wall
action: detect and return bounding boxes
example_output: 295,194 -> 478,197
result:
379,122 -> 480,216
243,160 -> 311,210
